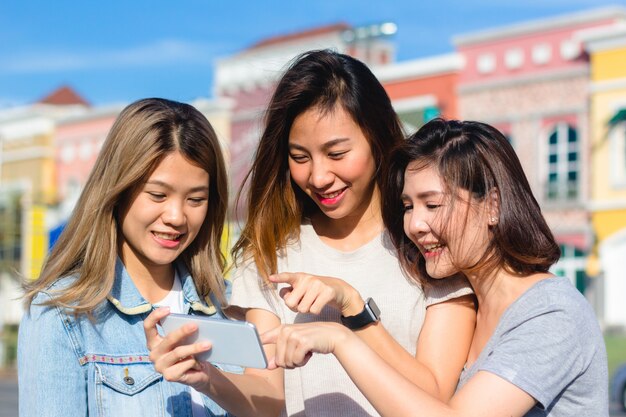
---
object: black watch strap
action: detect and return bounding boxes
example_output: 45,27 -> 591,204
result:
340,297 -> 380,330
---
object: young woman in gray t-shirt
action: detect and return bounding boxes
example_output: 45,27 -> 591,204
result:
263,119 -> 608,416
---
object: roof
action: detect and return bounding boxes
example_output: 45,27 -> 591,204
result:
37,85 -> 90,106
453,6 -> 626,47
246,23 -> 351,50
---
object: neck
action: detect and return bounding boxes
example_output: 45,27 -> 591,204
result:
466,267 -> 552,317
311,186 -> 383,251
120,245 -> 175,303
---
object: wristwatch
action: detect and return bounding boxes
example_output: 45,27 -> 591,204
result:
340,297 -> 380,330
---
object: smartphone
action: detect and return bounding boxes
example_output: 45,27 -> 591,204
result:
160,313 -> 268,369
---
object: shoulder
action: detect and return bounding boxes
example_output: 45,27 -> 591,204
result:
510,276 -> 594,324
497,276 -> 603,354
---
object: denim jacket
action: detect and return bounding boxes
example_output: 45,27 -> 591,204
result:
18,259 -> 239,417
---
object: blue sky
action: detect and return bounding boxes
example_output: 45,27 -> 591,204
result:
2,0 -> 626,107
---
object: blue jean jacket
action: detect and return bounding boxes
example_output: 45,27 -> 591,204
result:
18,260 -> 240,417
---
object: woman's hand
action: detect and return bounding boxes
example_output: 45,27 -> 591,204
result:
269,272 -> 364,316
144,307 -> 215,391
260,322 -> 352,369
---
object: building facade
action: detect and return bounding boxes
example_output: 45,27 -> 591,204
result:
454,7 -> 626,299
376,53 -> 462,133
586,23 -> 626,329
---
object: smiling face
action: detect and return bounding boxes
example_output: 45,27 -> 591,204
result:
119,151 -> 209,279
401,162 -> 493,279
288,104 -> 379,225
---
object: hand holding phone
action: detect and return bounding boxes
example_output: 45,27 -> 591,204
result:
160,313 -> 268,369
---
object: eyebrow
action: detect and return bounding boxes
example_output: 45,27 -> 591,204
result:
145,180 -> 209,193
401,191 -> 444,200
289,137 -> 351,151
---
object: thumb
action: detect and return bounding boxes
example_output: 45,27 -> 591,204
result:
265,356 -> 278,370
260,325 -> 281,345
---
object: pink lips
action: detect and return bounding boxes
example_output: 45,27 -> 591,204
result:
316,188 -> 346,206
152,232 -> 182,249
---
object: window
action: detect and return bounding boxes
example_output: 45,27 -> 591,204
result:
546,123 -> 579,201
609,122 -> 626,187
476,53 -> 496,74
504,48 -> 524,70
532,43 -> 552,65
551,244 -> 586,293
560,40 -> 580,61
0,191 -> 22,272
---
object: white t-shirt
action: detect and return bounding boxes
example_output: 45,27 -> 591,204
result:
230,222 -> 473,417
154,271 -> 206,417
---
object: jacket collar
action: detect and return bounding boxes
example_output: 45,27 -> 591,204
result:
107,258 -> 217,316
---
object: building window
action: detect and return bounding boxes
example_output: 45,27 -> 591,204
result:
0,191 -> 22,272
546,123 -> 579,201
532,43 -> 552,65
476,53 -> 496,74
609,122 -> 626,187
560,40 -> 580,61
504,48 -> 524,70
552,244 -> 586,293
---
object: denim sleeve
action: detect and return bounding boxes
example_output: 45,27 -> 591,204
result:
18,292 -> 88,417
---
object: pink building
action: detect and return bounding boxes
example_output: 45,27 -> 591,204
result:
54,105 -> 123,219
454,6 -> 626,292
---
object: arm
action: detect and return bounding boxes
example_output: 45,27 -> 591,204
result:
359,295 -> 475,400
262,322 -> 535,417
145,307 -> 284,417
18,295 -> 88,417
269,272 -> 476,400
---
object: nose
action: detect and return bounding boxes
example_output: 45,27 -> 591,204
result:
162,199 -> 185,226
309,159 -> 334,190
405,210 -> 430,238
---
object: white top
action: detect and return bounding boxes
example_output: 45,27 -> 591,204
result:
230,222 -> 473,417
154,271 -> 206,417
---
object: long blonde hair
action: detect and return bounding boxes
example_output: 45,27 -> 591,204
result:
24,98 -> 228,313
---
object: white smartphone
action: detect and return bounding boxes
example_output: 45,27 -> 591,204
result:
160,313 -> 268,369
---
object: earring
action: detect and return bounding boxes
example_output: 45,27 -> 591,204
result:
491,217 -> 497,224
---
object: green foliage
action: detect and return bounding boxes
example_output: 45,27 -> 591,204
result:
605,335 -> 626,379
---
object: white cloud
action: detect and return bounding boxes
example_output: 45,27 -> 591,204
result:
0,39 -> 220,73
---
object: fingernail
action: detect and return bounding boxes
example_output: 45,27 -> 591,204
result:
200,342 -> 212,350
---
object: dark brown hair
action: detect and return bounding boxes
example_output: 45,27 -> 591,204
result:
382,118 -> 560,286
232,49 -> 404,280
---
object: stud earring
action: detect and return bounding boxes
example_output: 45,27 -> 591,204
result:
491,217 -> 497,223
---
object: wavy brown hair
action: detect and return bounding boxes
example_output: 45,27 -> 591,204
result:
382,118 -> 560,287
232,49 -> 404,281
24,98 -> 228,313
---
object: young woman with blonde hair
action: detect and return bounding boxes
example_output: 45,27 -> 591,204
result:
19,98 -> 235,417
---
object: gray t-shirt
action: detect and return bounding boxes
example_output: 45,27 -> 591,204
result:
458,276 -> 608,416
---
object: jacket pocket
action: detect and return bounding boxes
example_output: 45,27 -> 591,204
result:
93,360 -> 167,417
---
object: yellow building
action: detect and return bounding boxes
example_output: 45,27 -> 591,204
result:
586,25 -> 626,329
